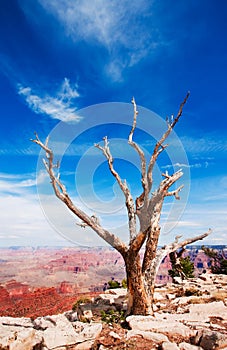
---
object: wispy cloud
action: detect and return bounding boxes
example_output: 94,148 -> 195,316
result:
164,162 -> 209,169
181,136 -> 227,155
0,172 -> 45,196
0,172 -> 69,246
18,78 -> 81,122
37,0 -> 162,81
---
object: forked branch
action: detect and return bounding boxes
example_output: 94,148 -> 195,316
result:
149,229 -> 212,279
95,136 -> 137,240
128,98 -> 149,210
31,132 -> 67,200
31,133 -> 127,254
147,92 -> 190,191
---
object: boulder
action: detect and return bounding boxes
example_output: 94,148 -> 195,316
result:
198,330 -> 227,350
154,291 -> 165,301
127,329 -> 169,343
162,341 -> 179,350
179,342 -> 203,349
43,314 -> 80,349
109,331 -> 121,340
187,301 -> 227,322
0,316 -> 33,328
33,315 -> 57,330
126,315 -> 196,338
94,288 -> 127,310
155,300 -> 227,325
0,324 -> 43,350
64,310 -> 78,322
77,304 -> 94,321
73,321 -> 102,344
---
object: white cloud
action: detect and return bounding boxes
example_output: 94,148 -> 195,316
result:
181,136 -> 227,155
164,162 -> 209,169
37,0 -> 161,81
1,168 -> 226,247
18,78 -> 81,122
38,0 -> 150,47
0,172 -> 68,246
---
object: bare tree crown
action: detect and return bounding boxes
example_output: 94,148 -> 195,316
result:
32,93 -> 210,315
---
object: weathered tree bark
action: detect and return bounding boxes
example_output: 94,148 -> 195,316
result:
32,93 -> 211,316
124,251 -> 152,315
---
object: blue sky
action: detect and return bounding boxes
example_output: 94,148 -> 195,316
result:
0,0 -> 226,247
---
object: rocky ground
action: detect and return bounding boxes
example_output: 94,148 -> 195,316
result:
0,273 -> 227,350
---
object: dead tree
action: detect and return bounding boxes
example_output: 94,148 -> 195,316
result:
32,93 -> 210,315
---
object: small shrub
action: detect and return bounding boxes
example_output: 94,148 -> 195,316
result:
168,254 -> 194,280
107,278 -> 121,289
202,246 -> 227,275
121,278 -> 127,289
188,297 -> 210,304
105,277 -> 127,289
184,288 -> 202,297
72,297 -> 92,311
101,309 -> 125,325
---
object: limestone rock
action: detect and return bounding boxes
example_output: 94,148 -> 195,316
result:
179,342 -> 203,349
77,304 -> 94,321
187,301 -> 227,322
127,329 -> 169,343
198,330 -> 227,350
126,315 -> 196,338
0,316 -> 33,328
154,291 -> 165,301
0,324 -> 43,350
73,321 -> 102,344
74,339 -> 96,349
43,314 -> 79,349
173,277 -> 183,284
109,330 -> 121,340
64,310 -> 78,322
162,341 -> 179,350
33,315 -> 57,330
94,288 -> 127,310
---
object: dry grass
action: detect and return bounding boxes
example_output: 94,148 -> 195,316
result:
211,291 -> 227,302
188,296 -> 213,304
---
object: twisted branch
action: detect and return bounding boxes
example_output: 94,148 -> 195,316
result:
31,133 -> 127,254
147,92 -> 190,191
95,136 -> 137,240
128,97 -> 149,211
153,229 -> 212,277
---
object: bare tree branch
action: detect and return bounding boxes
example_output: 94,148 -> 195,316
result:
166,184 -> 184,200
31,134 -> 128,254
31,94 -> 212,316
152,229 -> 212,277
95,136 -> 137,240
147,92 -> 190,191
128,97 -> 149,211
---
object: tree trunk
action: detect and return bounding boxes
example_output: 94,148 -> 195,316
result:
124,252 -> 153,316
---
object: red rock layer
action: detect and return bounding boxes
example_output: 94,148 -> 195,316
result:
0,284 -> 98,319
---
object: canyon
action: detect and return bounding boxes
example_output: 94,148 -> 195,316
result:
0,245 -> 225,318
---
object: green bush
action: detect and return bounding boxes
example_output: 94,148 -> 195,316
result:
108,279 -> 121,289
168,255 -> 194,279
121,278 -> 127,289
184,288 -> 202,297
105,278 -> 127,289
72,297 -> 92,311
100,309 -> 125,324
202,246 -> 227,275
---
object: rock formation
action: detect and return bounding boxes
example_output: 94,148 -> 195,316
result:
0,273 -> 226,349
